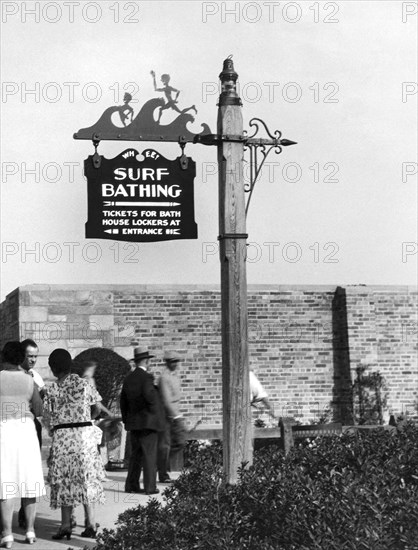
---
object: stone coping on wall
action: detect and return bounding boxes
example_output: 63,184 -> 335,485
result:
6,283 -> 418,300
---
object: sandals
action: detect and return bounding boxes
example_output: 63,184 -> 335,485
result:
25,531 -> 36,544
0,535 -> 13,549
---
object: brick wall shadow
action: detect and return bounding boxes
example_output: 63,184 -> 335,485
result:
332,286 -> 354,424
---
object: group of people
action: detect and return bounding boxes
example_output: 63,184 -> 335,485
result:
121,347 -> 186,495
120,348 -> 277,494
0,337 -> 275,548
0,339 -> 187,548
0,339 -> 105,548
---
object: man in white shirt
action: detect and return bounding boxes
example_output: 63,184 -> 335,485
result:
21,339 -> 45,397
18,339 -> 45,528
249,365 -> 277,419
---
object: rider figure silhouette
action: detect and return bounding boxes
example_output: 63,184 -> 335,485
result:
151,71 -> 197,123
118,92 -> 134,126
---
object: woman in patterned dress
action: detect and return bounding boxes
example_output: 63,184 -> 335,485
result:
43,349 -> 105,541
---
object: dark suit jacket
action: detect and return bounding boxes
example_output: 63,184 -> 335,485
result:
120,368 -> 163,432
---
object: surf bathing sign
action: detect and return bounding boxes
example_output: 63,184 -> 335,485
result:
85,148 -> 197,242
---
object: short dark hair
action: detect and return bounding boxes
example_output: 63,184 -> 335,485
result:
49,348 -> 72,377
21,339 -> 38,351
1,341 -> 26,366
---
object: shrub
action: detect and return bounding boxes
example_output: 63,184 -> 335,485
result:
353,366 -> 388,425
73,347 -> 130,410
92,423 -> 418,550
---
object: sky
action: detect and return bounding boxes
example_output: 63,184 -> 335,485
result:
1,0 -> 417,301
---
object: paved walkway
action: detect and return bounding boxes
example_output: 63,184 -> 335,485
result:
6,461 -> 177,549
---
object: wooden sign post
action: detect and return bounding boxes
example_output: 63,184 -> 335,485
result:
74,57 -> 296,485
217,58 -> 252,483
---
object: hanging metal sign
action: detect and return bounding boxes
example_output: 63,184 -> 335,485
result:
74,71 -> 211,142
85,148 -> 197,242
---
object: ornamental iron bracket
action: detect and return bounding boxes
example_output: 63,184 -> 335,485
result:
178,136 -> 189,170
92,139 -> 101,169
243,118 -> 296,216
194,117 -> 297,216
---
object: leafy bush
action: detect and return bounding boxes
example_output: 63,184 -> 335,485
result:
311,405 -> 334,425
73,347 -> 130,410
353,366 -> 388,425
92,423 -> 418,550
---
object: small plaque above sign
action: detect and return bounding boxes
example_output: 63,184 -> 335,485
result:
85,149 -> 198,242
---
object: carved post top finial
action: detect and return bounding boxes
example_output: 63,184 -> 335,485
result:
219,55 -> 242,106
219,55 -> 237,80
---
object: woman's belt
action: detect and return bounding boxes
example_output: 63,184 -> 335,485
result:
53,421 -> 92,432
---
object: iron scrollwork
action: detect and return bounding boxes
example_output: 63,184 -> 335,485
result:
243,118 -> 290,216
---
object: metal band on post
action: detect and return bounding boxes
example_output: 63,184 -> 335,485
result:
218,233 -> 248,240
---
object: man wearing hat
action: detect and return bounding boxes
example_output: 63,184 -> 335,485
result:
158,351 -> 186,482
120,347 -> 162,495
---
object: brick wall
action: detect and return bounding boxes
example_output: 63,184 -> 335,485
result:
112,287 -> 340,425
0,284 -> 416,424
0,288 -> 20,349
346,287 -> 418,418
1,286 -> 116,382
